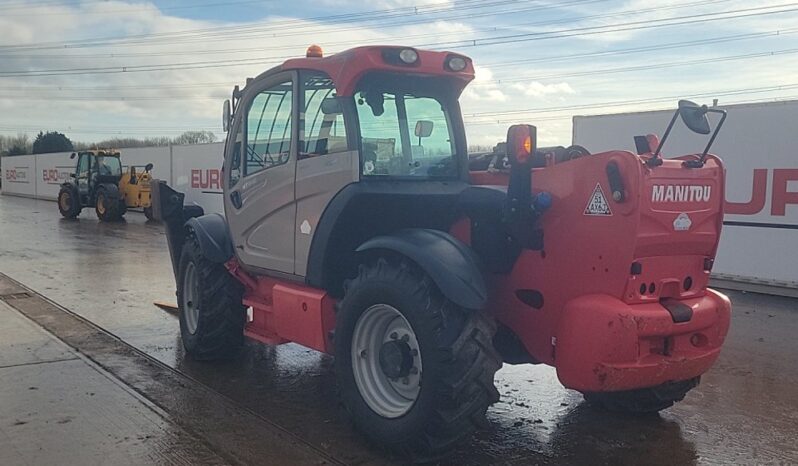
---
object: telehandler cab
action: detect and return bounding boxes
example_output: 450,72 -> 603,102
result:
152,45 -> 731,459
58,150 -> 156,221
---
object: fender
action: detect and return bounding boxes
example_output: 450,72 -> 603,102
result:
185,213 -> 235,263
356,228 -> 487,310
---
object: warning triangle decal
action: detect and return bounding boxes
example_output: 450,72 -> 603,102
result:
584,183 -> 612,216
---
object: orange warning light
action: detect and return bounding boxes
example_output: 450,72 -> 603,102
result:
306,44 -> 323,58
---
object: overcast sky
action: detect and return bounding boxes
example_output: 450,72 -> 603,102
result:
1,0 -> 797,147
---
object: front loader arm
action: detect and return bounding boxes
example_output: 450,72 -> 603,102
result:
150,180 -> 204,280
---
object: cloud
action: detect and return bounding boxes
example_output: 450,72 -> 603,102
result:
511,81 -> 576,97
0,1 -> 476,141
462,66 -> 508,103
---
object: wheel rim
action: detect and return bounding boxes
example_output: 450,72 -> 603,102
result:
182,261 -> 200,335
97,194 -> 106,215
351,304 -> 422,418
59,192 -> 70,211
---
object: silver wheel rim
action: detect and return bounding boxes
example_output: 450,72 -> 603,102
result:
351,304 -> 422,418
182,261 -> 200,335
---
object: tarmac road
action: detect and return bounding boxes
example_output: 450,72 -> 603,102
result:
0,194 -> 796,465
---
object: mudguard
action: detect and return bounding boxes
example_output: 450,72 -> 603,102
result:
185,213 -> 235,263
356,228 -> 487,310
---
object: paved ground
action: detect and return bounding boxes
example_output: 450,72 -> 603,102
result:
0,298 -> 229,466
0,194 -> 797,465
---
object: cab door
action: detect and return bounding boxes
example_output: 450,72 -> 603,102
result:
75,153 -> 91,201
223,72 -> 298,274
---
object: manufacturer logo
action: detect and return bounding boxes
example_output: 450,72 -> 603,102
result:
584,183 -> 612,216
673,213 -> 692,231
652,184 -> 711,203
300,219 -> 312,235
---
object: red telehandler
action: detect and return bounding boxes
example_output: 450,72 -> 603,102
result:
152,45 -> 731,460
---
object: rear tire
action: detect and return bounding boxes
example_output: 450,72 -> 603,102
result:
335,258 -> 501,460
177,235 -> 245,360
582,377 -> 700,414
95,188 -> 124,222
57,186 -> 81,218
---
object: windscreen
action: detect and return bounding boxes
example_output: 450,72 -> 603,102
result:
95,156 -> 122,177
355,74 -> 459,178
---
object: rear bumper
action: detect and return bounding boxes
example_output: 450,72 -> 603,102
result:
554,289 -> 731,392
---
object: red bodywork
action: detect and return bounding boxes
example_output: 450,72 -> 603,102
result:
226,46 -> 731,393
463,152 -> 731,391
274,46 -> 474,97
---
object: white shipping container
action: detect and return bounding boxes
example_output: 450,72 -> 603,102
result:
573,100 -> 798,292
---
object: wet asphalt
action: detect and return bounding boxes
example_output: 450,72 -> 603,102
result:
0,194 -> 796,465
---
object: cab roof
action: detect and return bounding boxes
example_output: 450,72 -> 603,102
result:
252,46 -> 475,96
73,150 -> 120,157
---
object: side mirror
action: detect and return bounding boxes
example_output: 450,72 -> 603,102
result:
70,152 -> 76,159
414,120 -> 434,138
321,97 -> 343,115
144,163 -> 154,172
222,99 -> 232,132
678,100 -> 711,135
505,124 -> 537,165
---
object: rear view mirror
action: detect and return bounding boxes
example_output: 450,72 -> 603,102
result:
70,152 -> 76,159
222,99 -> 231,132
678,100 -> 711,135
145,163 -> 154,172
414,120 -> 434,138
652,100 -> 727,167
321,97 -> 343,115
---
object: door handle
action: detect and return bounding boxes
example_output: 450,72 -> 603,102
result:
230,191 -> 242,209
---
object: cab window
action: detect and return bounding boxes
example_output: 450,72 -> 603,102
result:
300,73 -> 348,158
245,81 -> 293,176
76,154 -> 90,178
355,74 -> 458,178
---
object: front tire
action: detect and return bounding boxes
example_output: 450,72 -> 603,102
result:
57,186 -> 81,218
95,188 -> 124,221
177,235 -> 245,360
143,206 -> 155,221
582,377 -> 700,414
335,258 -> 501,460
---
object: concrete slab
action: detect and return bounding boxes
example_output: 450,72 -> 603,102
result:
0,301 -> 228,466
0,302 -> 74,368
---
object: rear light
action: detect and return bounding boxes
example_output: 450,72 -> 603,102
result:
505,124 -> 536,164
445,55 -> 467,71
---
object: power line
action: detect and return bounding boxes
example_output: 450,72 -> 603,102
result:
0,0 -> 554,50
471,48 -> 798,86
0,0 -> 275,16
0,0 -> 730,58
2,27 -> 796,92
3,3 -> 795,78
417,2 -> 798,49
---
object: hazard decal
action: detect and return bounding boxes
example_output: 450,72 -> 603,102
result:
584,183 -> 612,216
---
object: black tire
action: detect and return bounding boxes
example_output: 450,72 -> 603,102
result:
57,186 -> 81,218
143,206 -> 155,221
582,377 -> 700,414
335,258 -> 501,460
177,234 -> 245,360
95,188 -> 124,221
